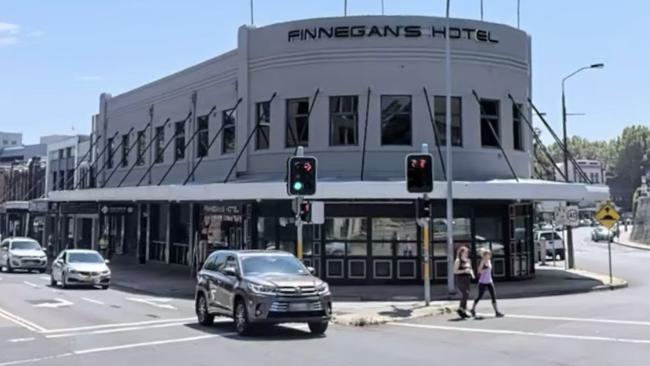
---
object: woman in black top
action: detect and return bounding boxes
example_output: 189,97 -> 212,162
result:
453,246 -> 474,318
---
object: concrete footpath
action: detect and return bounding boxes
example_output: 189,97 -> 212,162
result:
108,259 -> 626,326
615,230 -> 650,251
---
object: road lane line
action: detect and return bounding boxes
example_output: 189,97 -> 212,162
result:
72,334 -> 231,355
480,313 -> 650,327
8,337 -> 35,343
80,297 -> 104,305
0,353 -> 72,366
0,307 -> 46,332
38,276 -> 49,281
125,297 -> 177,310
43,317 -> 195,334
46,321 -> 191,338
23,281 -> 39,289
388,322 -> 650,345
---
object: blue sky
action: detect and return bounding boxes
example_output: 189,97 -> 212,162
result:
0,0 -> 647,144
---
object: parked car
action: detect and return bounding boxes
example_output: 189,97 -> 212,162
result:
50,249 -> 111,289
195,250 -> 332,336
591,226 -> 613,242
534,230 -> 565,261
0,237 -> 48,273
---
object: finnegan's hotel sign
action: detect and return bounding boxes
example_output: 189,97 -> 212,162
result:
288,24 -> 498,44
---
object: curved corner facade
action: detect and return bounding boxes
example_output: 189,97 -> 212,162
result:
97,16 -> 532,186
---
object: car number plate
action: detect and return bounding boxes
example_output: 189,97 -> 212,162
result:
289,303 -> 310,312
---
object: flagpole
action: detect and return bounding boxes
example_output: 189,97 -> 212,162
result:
480,0 -> 484,20
381,0 -> 385,15
517,0 -> 521,28
344,0 -> 347,16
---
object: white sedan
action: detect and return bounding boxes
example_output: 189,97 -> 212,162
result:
50,249 -> 111,289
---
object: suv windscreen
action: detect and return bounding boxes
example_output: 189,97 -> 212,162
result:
241,255 -> 309,276
68,252 -> 104,263
10,241 -> 41,250
540,233 -> 561,241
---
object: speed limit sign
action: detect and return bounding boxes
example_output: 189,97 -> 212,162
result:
566,206 -> 579,227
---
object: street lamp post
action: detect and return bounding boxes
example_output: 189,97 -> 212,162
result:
561,63 -> 604,269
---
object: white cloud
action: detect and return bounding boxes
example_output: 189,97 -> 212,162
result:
0,22 -> 20,46
76,75 -> 103,82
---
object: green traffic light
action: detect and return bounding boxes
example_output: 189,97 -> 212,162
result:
293,181 -> 303,191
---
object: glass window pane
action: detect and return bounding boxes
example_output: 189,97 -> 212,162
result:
372,218 -> 416,242
330,96 -> 358,146
433,96 -> 462,147
475,217 -> 503,240
255,102 -> 270,150
325,242 -> 345,256
372,242 -> 392,256
222,110 -> 236,154
433,218 -> 471,242
287,98 -> 309,147
397,242 -> 417,257
347,242 -> 367,256
381,95 -> 412,145
325,218 -> 367,240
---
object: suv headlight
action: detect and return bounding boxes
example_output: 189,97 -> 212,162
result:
68,269 -> 79,274
315,282 -> 330,294
101,270 -> 110,275
248,283 -> 277,295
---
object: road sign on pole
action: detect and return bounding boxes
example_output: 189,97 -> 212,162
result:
565,205 -> 580,227
595,202 -> 620,229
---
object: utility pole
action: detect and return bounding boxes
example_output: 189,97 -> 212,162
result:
444,0 -> 455,293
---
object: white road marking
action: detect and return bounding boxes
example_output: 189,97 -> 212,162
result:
125,297 -> 177,310
484,313 -> 650,327
72,334 -> 228,355
42,317 -> 195,334
8,337 -> 35,343
23,281 -> 39,289
80,297 -> 104,305
389,322 -> 650,345
0,307 -> 47,332
0,353 -> 72,366
46,321 -> 191,338
38,276 -> 49,281
33,298 -> 73,309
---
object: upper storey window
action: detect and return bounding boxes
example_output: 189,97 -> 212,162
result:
434,96 -> 463,147
286,98 -> 309,147
330,96 -> 358,146
480,99 -> 500,147
381,95 -> 411,145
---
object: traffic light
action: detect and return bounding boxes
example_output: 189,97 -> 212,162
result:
299,201 -> 311,222
287,156 -> 317,196
406,153 -> 433,193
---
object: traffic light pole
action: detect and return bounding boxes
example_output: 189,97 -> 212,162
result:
295,146 -> 305,261
422,193 -> 431,306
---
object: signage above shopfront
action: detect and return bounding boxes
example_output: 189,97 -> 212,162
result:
287,24 -> 499,44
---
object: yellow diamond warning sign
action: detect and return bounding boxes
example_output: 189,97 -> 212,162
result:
595,202 -> 620,229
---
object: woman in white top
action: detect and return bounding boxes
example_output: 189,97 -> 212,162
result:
470,249 -> 504,318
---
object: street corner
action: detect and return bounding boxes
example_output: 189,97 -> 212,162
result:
567,268 -> 628,292
331,301 -> 453,327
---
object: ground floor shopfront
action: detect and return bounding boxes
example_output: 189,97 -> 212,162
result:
43,198 -> 534,284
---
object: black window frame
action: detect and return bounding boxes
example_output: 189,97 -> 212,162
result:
286,98 -> 310,148
512,103 -> 524,151
154,126 -> 165,164
329,95 -> 359,146
196,115 -> 210,158
380,95 -> 412,146
136,130 -> 146,166
106,137 -> 115,169
120,133 -> 129,168
52,171 -> 57,191
480,99 -> 501,147
174,121 -> 186,161
255,102 -> 271,150
221,109 -> 236,154
433,96 -> 463,147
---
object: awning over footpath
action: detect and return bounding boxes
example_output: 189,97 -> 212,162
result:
46,179 -> 609,203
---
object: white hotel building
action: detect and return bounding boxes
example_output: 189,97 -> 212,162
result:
49,16 -> 607,284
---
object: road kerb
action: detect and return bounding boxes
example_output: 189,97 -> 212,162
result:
331,302 -> 453,326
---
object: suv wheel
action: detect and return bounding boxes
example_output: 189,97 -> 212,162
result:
308,321 -> 329,335
196,294 -> 214,326
50,275 -> 56,287
6,261 -> 13,273
234,300 -> 252,336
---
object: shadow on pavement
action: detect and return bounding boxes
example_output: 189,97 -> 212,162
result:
185,322 -> 326,341
377,305 -> 414,318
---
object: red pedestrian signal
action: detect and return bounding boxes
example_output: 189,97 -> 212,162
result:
406,153 -> 433,193
287,156 -> 317,196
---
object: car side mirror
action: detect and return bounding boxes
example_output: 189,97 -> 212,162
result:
307,266 -> 315,275
223,267 -> 238,278
104,259 -> 110,264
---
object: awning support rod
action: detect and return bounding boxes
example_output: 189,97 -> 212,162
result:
224,92 -> 277,183
471,90 -> 519,182
183,98 -> 242,185
508,94 -> 567,182
118,118 -> 171,187
423,86 -> 447,180
94,127 -> 135,186
61,134 -> 101,190
158,107 -> 216,186
102,123 -> 152,188
360,87 -> 371,181
76,130 -> 119,190
528,98 -> 592,184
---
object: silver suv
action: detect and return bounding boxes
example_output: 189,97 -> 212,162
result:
0,237 -> 48,273
195,250 -> 332,336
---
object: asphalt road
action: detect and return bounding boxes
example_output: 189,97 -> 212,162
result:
0,227 -> 648,366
